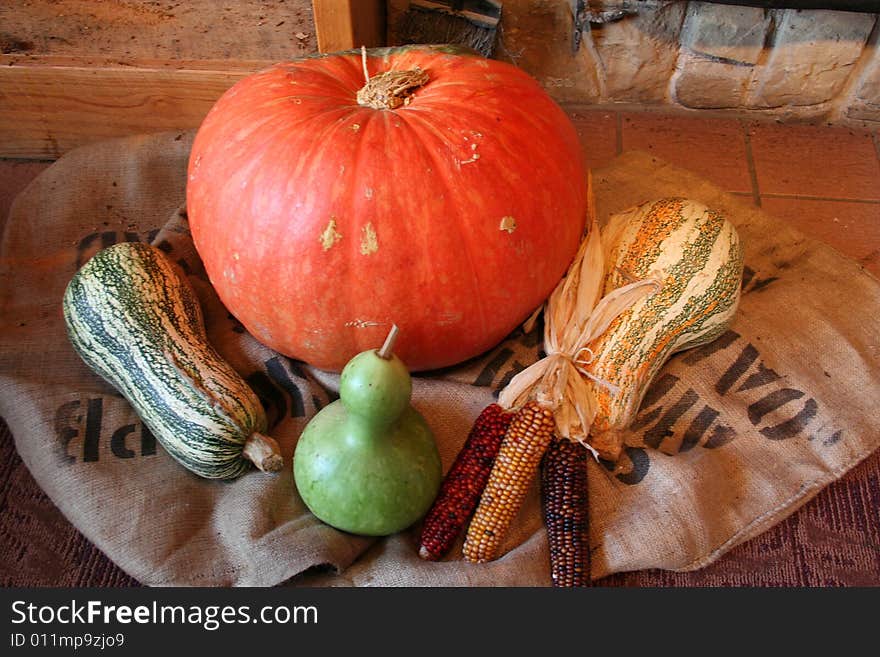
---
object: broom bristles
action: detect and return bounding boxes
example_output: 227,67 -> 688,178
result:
396,7 -> 499,57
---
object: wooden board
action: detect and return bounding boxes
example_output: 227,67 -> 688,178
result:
0,1 -> 386,158
0,60 -> 250,158
312,0 -> 386,53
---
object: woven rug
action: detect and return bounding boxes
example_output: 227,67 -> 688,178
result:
2,418 -> 878,586
1,132 -> 878,586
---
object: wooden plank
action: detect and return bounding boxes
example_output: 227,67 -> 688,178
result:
0,63 -> 250,159
0,0 -> 387,159
0,1 -> 318,63
349,0 -> 387,50
0,0 -> 322,159
312,0 -> 386,53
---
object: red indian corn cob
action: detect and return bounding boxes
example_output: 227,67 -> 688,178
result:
463,401 -> 555,563
418,404 -> 514,560
541,437 -> 591,587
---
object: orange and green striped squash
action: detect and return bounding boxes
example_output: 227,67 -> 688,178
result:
586,198 -> 743,460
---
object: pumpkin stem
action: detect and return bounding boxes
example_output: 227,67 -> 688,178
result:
242,432 -> 284,473
361,45 -> 370,85
356,51 -> 428,110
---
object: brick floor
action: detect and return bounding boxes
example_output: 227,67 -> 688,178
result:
620,111 -> 753,194
5,112 -> 880,279
747,122 -> 880,201
567,108 -> 619,172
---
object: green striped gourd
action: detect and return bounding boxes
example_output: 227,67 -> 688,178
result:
587,198 -> 743,461
63,242 -> 282,480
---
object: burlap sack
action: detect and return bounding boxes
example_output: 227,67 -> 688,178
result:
1,131 -> 877,586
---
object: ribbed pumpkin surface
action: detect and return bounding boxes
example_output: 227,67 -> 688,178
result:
187,46 -> 587,371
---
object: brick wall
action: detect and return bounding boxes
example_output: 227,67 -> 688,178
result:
389,0 -> 880,126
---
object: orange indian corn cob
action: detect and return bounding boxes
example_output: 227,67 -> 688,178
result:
541,437 -> 591,587
418,404 -> 514,561
463,401 -> 556,563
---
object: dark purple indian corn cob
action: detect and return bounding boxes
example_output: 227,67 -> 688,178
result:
418,403 -> 514,561
541,437 -> 591,587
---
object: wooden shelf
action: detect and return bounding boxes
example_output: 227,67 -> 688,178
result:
0,0 -> 384,158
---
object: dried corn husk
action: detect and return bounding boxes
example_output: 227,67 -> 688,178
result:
498,214 -> 660,455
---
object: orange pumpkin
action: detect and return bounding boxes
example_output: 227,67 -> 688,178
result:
187,46 -> 587,371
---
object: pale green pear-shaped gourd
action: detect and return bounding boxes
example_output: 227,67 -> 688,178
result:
293,327 -> 442,536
